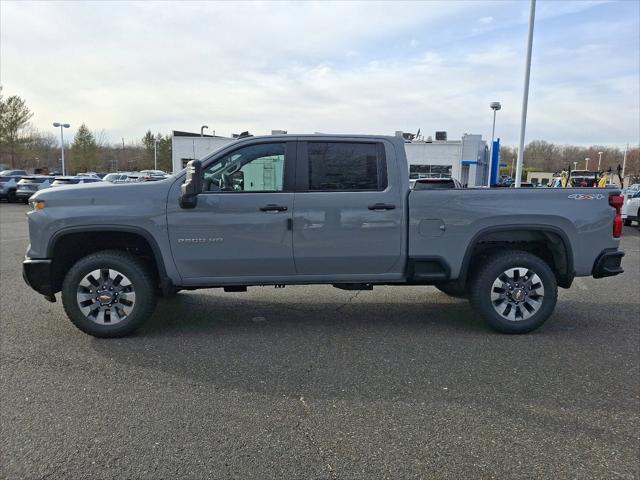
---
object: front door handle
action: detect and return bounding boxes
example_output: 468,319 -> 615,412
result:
260,204 -> 288,212
368,203 -> 396,211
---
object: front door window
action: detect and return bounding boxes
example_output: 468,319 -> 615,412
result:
203,143 -> 285,193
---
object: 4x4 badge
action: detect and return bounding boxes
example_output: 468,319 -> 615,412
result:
568,193 -> 605,200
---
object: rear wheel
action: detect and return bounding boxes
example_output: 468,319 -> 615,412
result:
624,218 -> 632,226
469,250 -> 557,334
6,190 -> 16,203
61,250 -> 157,337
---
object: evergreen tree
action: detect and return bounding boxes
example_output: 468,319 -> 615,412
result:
70,123 -> 99,173
141,130 -> 156,169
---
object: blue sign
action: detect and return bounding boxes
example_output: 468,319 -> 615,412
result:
490,138 -> 501,186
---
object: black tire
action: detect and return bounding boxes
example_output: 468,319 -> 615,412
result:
435,281 -> 467,298
469,250 -> 558,334
22,198 -> 29,204
61,250 -> 157,338
624,218 -> 632,226
6,190 -> 16,203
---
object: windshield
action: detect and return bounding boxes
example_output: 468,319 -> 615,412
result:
0,176 -> 12,182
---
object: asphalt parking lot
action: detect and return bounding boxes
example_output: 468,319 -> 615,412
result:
1,202 -> 638,479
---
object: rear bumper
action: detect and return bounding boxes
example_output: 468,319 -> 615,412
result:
592,249 -> 624,279
23,258 -> 55,297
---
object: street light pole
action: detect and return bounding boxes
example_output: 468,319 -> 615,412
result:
585,157 -> 590,170
488,101 -> 501,187
515,0 -> 536,188
154,139 -> 158,170
53,122 -> 70,175
598,151 -> 603,171
573,161 -> 578,170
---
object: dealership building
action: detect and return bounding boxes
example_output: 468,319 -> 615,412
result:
171,130 -> 490,187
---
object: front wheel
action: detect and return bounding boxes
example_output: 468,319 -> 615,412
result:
469,251 -> 558,334
61,250 -> 157,337
6,190 -> 16,203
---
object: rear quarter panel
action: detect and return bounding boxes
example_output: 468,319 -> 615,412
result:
408,188 -> 620,278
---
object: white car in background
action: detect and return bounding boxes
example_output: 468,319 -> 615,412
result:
103,172 -> 131,183
76,172 -> 101,179
623,189 -> 640,226
15,176 -> 54,203
50,176 -> 103,188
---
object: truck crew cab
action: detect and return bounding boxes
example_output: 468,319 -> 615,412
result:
23,135 -> 625,337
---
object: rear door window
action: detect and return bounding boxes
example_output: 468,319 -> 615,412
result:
305,142 -> 386,191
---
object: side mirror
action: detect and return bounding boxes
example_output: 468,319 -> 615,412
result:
180,160 -> 203,209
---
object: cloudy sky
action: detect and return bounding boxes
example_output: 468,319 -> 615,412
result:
1,0 -> 638,146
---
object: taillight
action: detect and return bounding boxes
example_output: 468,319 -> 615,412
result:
609,194 -> 623,238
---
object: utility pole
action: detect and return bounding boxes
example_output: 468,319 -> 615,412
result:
621,144 -> 628,185
53,122 -> 70,175
515,0 -> 536,188
598,151 -> 603,171
154,139 -> 158,170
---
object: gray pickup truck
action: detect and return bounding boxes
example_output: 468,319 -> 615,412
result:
23,135 -> 625,337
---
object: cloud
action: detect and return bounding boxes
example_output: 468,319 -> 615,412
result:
478,16 -> 494,24
0,0 -> 637,146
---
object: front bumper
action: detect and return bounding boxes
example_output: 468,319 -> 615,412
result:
23,258 -> 56,299
592,249 -> 624,279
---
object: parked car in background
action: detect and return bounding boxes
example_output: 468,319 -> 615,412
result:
140,170 -> 170,181
125,173 -> 144,183
412,178 -> 462,190
140,170 -> 167,176
0,175 -> 21,202
623,190 -> 640,226
50,176 -> 103,188
103,173 -> 131,183
510,182 -> 535,188
499,175 -> 514,186
76,172 -> 101,179
0,169 -> 28,177
16,176 -> 53,203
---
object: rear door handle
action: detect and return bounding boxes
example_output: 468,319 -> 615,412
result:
368,203 -> 396,211
260,204 -> 288,212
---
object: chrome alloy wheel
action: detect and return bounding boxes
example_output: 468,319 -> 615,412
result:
490,267 -> 544,322
76,268 -> 136,325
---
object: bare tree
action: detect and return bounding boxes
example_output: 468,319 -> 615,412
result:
0,89 -> 34,167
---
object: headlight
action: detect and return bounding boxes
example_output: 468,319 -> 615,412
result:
30,200 -> 45,211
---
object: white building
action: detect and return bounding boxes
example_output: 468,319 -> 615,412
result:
171,130 -> 489,187
403,132 -> 489,187
171,130 -> 235,173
